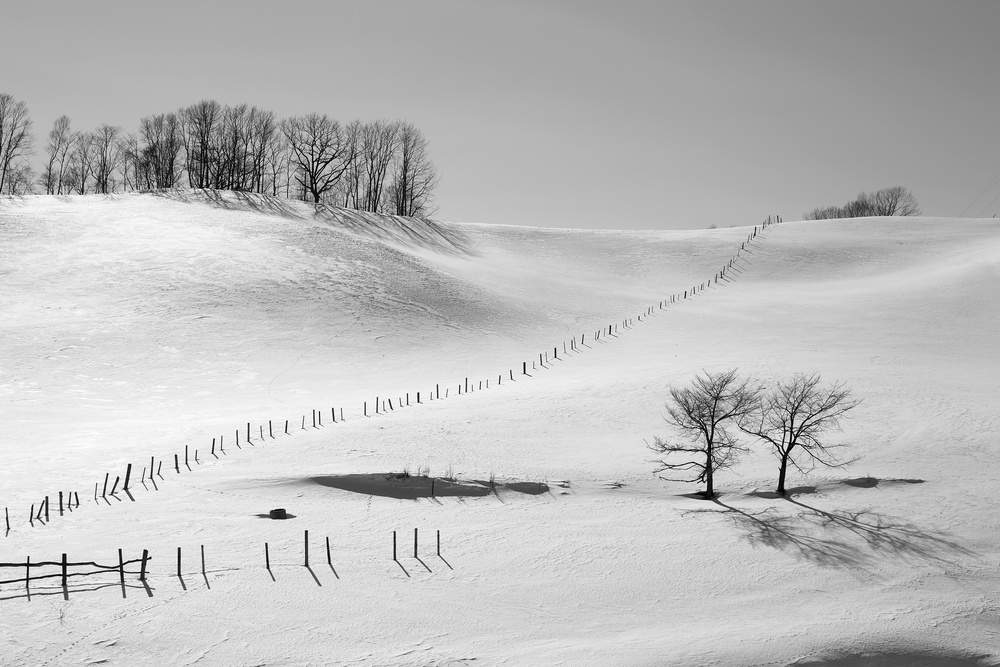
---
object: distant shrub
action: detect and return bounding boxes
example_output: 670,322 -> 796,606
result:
804,186 -> 920,220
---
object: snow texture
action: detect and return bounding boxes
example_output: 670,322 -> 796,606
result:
1,191 -> 999,666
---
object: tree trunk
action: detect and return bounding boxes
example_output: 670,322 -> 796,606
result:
776,454 -> 788,496
704,449 -> 714,498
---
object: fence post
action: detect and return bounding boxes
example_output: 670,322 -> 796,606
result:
124,463 -> 132,491
326,536 -> 331,566
393,531 -> 397,561
139,549 -> 149,581
118,548 -> 125,590
437,530 -> 440,557
61,553 -> 67,587
177,547 -> 182,578
200,545 -> 205,576
59,492 -> 64,516
265,542 -> 270,570
414,528 -> 418,558
304,530 -> 309,567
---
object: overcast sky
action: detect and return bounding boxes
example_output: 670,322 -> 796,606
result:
4,0 -> 999,229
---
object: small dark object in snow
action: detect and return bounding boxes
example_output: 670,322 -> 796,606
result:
269,508 -> 287,519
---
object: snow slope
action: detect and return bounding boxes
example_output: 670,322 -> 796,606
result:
1,191 -> 999,666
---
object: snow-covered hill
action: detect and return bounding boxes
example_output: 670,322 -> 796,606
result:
1,191 -> 998,666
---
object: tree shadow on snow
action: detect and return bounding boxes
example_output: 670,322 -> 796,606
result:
685,497 -> 974,570
149,189 -> 476,256
787,651 -> 994,667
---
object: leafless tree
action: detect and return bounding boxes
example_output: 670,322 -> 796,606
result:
180,99 -> 221,189
68,130 -> 95,194
281,113 -> 351,203
139,113 -> 184,189
739,373 -> 861,496
388,121 -> 439,216
118,132 -> 146,191
648,369 -> 760,498
40,115 -> 76,194
360,119 -> 398,212
804,186 -> 920,220
335,118 -> 364,208
3,162 -> 35,195
0,93 -> 35,195
870,185 -> 920,216
91,124 -> 122,193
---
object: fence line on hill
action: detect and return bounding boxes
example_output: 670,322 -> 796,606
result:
4,215 -> 782,533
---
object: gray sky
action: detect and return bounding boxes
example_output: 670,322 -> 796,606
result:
4,0 -> 999,229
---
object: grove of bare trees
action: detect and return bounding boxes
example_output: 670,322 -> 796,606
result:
1,92 -> 440,217
804,186 -> 921,220
0,93 -> 35,195
649,369 -> 860,498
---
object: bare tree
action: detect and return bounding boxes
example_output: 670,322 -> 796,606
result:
739,373 -> 861,496
180,99 -> 221,189
0,93 -> 35,195
138,113 -> 184,189
804,186 -> 920,220
336,118 -> 364,208
388,121 -> 439,216
262,128 -> 288,196
870,185 -> 920,216
360,119 -> 398,212
4,162 -> 35,195
281,113 -> 350,203
91,124 -> 122,193
40,116 -> 75,194
648,369 -> 760,498
68,130 -> 95,194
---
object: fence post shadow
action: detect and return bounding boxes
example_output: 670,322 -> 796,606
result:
395,560 -> 410,577
414,556 -> 431,573
304,565 -> 322,587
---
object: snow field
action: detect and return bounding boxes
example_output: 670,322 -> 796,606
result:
1,192 -> 999,665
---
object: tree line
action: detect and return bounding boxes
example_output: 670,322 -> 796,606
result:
804,185 -> 920,220
0,93 -> 439,216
